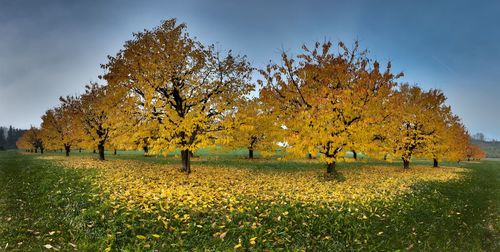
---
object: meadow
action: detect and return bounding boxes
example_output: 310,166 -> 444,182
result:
0,150 -> 498,251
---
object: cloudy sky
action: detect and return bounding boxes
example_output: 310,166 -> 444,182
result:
1,0 -> 499,139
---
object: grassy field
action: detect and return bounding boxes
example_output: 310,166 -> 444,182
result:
0,150 -> 498,251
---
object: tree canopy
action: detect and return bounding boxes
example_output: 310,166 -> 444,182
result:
101,19 -> 253,172
259,41 -> 402,174
25,18 -> 480,174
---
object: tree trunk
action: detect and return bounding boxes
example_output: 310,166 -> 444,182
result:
34,148 -> 37,153
308,153 -> 313,159
79,148 -> 81,153
40,147 -> 44,154
326,161 -> 337,175
143,146 -> 149,156
93,149 -> 96,154
113,149 -> 117,155
352,151 -> 357,160
249,148 -> 254,159
383,154 -> 388,161
65,145 -> 70,157
402,159 -> 410,169
98,144 -> 105,161
181,150 -> 191,173
433,158 -> 438,168
189,150 -> 194,158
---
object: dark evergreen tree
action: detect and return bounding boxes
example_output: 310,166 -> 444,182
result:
7,126 -> 14,148
0,127 -> 5,149
0,126 -> 26,149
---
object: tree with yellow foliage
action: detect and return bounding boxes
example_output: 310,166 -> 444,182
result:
15,132 -> 31,151
421,95 -> 454,167
383,85 -> 452,168
62,83 -> 112,160
260,41 -> 401,175
17,127 -> 44,153
40,103 -> 80,156
466,144 -> 486,161
445,119 -> 470,162
427,113 -> 469,167
102,19 -> 253,173
105,95 -> 159,157
221,98 -> 282,159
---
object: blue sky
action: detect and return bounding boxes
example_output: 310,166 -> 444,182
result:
1,0 -> 499,139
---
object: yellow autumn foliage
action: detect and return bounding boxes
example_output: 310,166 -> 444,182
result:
41,156 -> 466,215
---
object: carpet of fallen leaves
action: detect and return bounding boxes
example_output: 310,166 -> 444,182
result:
39,156 -> 467,250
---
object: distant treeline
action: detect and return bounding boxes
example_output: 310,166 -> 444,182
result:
470,138 -> 500,158
0,126 -> 25,150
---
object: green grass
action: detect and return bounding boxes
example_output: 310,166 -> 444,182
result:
39,148 -> 402,171
0,150 -> 498,251
0,151 -> 108,250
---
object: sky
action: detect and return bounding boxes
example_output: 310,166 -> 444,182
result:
0,0 -> 499,139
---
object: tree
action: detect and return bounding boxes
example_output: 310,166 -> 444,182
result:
1,126 -> 24,149
102,19 -> 253,173
427,115 -> 452,167
472,132 -> 485,141
40,104 -> 80,156
259,41 -> 400,175
466,144 -> 486,160
383,85 -> 450,169
445,119 -> 469,163
7,126 -> 14,148
17,127 -> 44,153
16,132 -> 31,151
105,96 -> 159,157
0,127 -> 5,149
62,83 -> 112,160
221,98 -> 282,159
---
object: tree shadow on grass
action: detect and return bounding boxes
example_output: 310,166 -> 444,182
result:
358,162 -> 499,251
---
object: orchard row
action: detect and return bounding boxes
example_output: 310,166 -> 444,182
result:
17,19 -> 485,174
